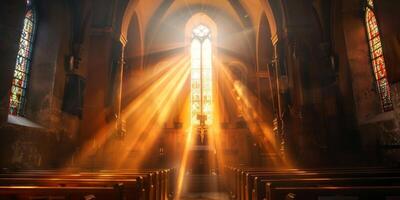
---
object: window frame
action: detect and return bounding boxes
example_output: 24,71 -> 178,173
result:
190,24 -> 213,126
364,0 -> 393,112
8,1 -> 38,116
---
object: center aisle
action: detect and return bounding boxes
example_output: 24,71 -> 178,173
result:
178,174 -> 229,200
179,192 -> 230,200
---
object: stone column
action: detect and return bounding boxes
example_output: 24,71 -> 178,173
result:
80,28 -> 123,140
115,35 -> 127,139
271,34 -> 289,160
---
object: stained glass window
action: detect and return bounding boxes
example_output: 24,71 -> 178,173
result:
191,25 -> 213,125
9,0 -> 36,116
365,0 -> 393,112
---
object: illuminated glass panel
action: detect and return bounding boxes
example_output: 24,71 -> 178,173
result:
9,1 -> 36,115
191,25 -> 213,125
365,1 -> 392,111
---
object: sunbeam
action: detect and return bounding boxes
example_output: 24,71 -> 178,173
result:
71,56 -> 191,169
214,58 -> 292,168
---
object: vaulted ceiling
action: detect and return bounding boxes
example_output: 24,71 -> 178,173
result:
134,0 -> 264,36
119,0 -> 273,69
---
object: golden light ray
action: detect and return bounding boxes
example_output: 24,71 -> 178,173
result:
119,62 -> 191,168
71,56 -> 190,169
175,126 -> 193,199
68,35 -> 294,183
121,57 -> 189,119
210,89 -> 228,175
215,58 -> 292,168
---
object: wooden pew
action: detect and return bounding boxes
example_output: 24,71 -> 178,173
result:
225,167 -> 302,199
30,168 -> 177,199
260,176 -> 400,200
248,170 -> 400,200
0,168 -> 175,200
232,166 -> 400,199
0,177 -> 141,200
229,167 -> 400,200
3,169 -> 174,199
0,185 -> 123,200
0,172 -> 147,199
100,169 -> 175,200
267,185 -> 400,200
225,166 -> 400,200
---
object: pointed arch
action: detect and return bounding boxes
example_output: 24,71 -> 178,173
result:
185,13 -> 218,45
365,0 -> 392,111
9,0 -> 37,116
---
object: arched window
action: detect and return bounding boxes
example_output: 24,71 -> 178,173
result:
191,25 -> 213,125
9,0 -> 37,116
365,0 -> 393,111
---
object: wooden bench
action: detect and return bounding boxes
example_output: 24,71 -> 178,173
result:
0,172 -> 148,199
0,177 -> 141,199
225,166 -> 400,200
0,185 -> 123,200
248,170 -> 400,200
260,176 -> 400,200
231,167 -> 400,198
231,167 -> 400,200
5,169 -> 174,199
100,169 -> 175,200
225,167 -> 306,199
0,168 -> 175,200
267,185 -> 400,200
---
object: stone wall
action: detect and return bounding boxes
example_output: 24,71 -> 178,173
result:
0,124 -> 74,169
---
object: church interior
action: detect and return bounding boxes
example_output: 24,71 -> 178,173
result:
1,0 -> 400,199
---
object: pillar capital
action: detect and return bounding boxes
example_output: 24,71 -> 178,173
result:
119,34 -> 128,47
271,34 -> 279,46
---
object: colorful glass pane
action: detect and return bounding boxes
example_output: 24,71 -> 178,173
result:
365,4 -> 393,111
9,6 -> 36,116
191,25 -> 213,125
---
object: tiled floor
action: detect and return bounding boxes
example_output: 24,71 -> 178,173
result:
179,192 -> 230,200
